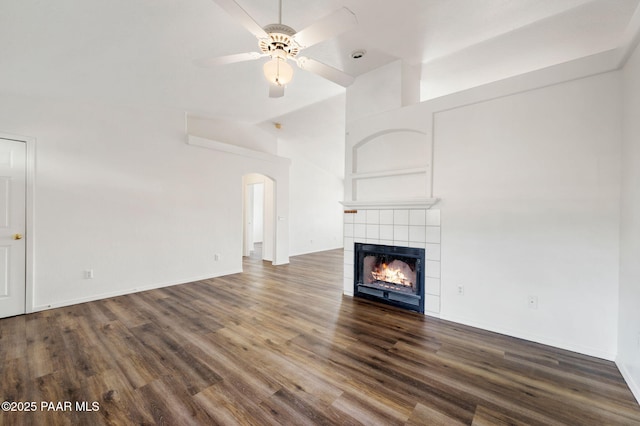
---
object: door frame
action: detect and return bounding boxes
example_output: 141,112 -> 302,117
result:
242,173 -> 275,263
243,183 -> 254,257
0,132 -> 35,314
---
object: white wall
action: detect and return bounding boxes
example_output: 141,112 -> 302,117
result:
274,95 -> 346,256
278,149 -> 344,255
617,39 -> 640,401
344,52 -> 624,359
346,60 -> 420,123
0,93 -> 286,311
434,72 -> 622,359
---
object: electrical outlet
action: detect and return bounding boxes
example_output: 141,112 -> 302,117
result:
527,296 -> 538,310
84,269 -> 94,279
214,254 -> 220,261
457,285 -> 464,295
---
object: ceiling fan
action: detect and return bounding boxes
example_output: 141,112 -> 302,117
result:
196,0 -> 357,98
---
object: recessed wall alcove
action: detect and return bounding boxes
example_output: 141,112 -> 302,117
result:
351,128 -> 430,201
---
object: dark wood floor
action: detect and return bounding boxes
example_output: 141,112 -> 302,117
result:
1,249 -> 639,425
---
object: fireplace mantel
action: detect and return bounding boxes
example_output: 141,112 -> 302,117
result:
340,198 -> 440,210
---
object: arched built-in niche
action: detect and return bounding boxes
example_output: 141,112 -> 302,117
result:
351,129 -> 429,201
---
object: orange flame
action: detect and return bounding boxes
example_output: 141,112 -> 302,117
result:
371,264 -> 411,287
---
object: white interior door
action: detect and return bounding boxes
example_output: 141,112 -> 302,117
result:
0,139 -> 26,318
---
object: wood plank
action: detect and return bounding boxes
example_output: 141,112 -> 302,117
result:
472,404 -> 531,426
0,315 -> 26,362
194,382 -> 282,426
407,402 -> 468,426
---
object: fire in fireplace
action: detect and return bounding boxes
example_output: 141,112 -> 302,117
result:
354,243 -> 425,313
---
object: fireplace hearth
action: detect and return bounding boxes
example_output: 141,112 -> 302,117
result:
354,243 -> 425,314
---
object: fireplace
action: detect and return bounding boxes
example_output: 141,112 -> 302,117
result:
354,243 -> 425,314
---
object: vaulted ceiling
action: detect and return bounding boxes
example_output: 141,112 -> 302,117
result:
1,0 -> 638,125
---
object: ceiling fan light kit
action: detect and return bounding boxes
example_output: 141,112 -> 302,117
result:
201,0 -> 357,97
260,31 -> 296,86
263,57 -> 294,86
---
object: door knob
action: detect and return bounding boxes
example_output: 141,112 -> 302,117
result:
13,233 -> 23,240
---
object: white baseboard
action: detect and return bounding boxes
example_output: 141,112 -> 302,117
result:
32,269 -> 242,312
617,359 -> 640,405
440,313 -> 616,361
290,245 -> 344,257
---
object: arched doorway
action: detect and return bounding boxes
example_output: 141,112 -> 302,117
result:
243,173 -> 275,263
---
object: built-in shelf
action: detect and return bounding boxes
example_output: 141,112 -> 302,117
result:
350,167 -> 428,180
340,198 -> 440,210
187,134 -> 290,165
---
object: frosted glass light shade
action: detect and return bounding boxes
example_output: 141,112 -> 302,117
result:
263,58 -> 293,86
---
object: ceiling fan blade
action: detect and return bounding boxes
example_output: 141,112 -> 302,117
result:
194,52 -> 265,68
269,84 -> 285,98
292,7 -> 357,48
211,0 -> 269,39
296,57 -> 354,87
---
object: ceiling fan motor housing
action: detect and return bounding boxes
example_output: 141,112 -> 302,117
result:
259,24 -> 300,58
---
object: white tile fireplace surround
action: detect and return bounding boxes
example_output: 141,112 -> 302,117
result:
343,204 -> 441,316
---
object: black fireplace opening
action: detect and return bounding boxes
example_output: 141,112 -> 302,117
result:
354,243 -> 425,314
